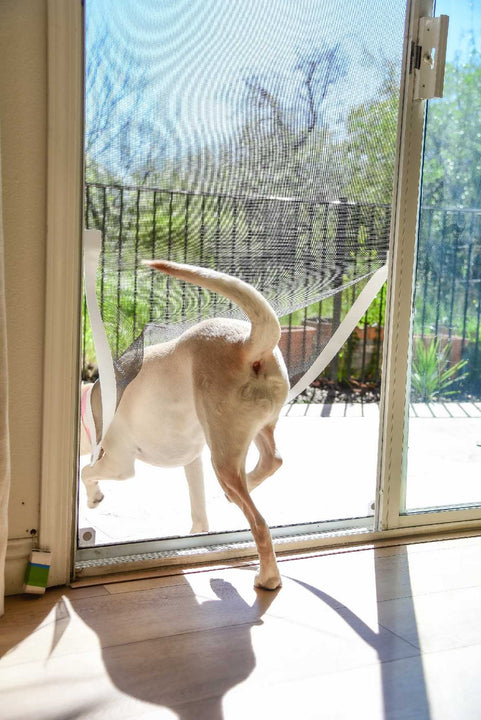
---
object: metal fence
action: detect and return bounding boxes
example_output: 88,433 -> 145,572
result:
414,206 -> 481,397
82,183 -> 481,399
83,183 -> 390,388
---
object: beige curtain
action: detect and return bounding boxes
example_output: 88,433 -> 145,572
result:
0,132 -> 10,617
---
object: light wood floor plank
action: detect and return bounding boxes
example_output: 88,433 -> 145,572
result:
2,536 -> 481,719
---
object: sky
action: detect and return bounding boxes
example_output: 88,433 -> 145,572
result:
85,0 -> 480,179
437,0 -> 481,60
85,0 -> 406,173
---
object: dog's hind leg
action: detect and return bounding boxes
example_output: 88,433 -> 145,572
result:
184,455 -> 209,533
209,431 -> 281,590
213,457 -> 281,590
247,424 -> 283,494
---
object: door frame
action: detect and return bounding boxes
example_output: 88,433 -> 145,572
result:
42,0 -> 481,585
376,0 -> 481,533
39,0 -> 84,587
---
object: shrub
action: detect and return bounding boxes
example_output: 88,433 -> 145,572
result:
411,338 -> 468,402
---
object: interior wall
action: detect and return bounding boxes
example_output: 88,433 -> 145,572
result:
0,0 -> 48,589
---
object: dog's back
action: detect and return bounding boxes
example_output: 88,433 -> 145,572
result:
145,260 -> 289,430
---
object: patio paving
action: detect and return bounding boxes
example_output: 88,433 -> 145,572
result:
77,402 -> 481,548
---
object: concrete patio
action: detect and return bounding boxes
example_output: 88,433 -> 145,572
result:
77,402 -> 481,548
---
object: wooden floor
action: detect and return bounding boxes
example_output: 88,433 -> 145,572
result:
2,535 -> 481,719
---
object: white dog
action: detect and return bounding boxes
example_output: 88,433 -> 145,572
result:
81,260 -> 289,590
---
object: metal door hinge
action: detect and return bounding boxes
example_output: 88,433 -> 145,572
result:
412,15 -> 449,100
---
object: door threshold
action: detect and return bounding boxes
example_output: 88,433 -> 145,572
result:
72,520 -> 481,586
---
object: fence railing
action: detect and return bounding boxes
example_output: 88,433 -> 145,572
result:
82,183 -> 481,399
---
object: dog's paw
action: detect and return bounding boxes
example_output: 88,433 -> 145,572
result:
87,490 -> 104,509
254,572 -> 282,591
190,521 -> 209,534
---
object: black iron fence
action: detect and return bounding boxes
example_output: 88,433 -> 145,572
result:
82,183 -> 481,400
414,206 -> 481,398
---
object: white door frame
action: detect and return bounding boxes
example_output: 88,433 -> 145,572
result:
40,0 -> 481,586
39,0 -> 84,586
376,0 -> 432,532
376,0 -> 481,534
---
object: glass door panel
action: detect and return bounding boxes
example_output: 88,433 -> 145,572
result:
79,0 -> 407,552
405,0 -> 481,512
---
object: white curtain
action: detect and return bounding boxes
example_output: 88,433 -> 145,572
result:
0,132 -> 10,617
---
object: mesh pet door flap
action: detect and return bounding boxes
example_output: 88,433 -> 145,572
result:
83,0 -> 403,447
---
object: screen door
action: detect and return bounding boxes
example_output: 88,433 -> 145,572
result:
404,0 -> 481,514
78,0 -> 407,558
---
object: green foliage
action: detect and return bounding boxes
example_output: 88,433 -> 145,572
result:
83,33 -> 481,396
411,339 -> 468,402
342,63 -> 400,205
335,332 -> 361,383
422,48 -> 481,209
279,284 -> 385,332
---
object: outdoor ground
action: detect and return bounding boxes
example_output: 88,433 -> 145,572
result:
77,401 -> 481,548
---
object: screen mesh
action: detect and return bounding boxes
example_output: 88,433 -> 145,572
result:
84,0 -> 405,395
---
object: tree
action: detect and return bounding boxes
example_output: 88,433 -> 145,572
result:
422,46 -> 481,209
342,60 -> 400,205
213,43 -> 348,200
85,21 -> 171,185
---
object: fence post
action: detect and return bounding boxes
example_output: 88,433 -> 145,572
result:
330,197 -> 348,381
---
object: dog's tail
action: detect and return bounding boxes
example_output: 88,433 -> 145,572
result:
144,259 -> 281,360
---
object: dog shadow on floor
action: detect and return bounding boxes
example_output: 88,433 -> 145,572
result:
75,575 -> 279,720
1,572 -> 279,720
1,547 -> 431,720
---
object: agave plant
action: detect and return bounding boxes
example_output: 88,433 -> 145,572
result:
411,338 -> 468,402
